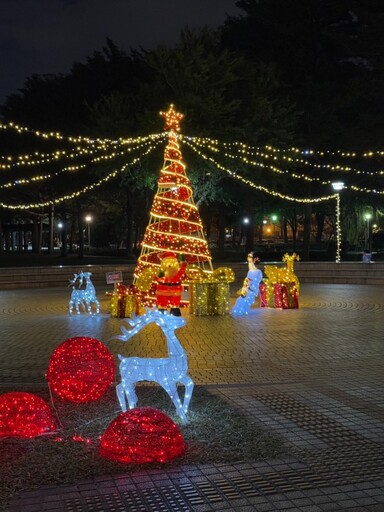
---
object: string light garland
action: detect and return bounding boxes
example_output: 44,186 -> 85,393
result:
184,136 -> 384,182
100,407 -> 185,463
182,138 -> 338,203
0,392 -> 57,438
46,337 -> 115,403
0,140 -> 158,189
188,135 -> 384,161
0,120 -> 165,147
0,141 -> 162,209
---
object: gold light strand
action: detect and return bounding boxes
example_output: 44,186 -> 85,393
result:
185,136 -> 384,177
183,137 -> 384,195
0,139 -> 161,189
182,139 -> 338,203
0,141 -> 162,210
0,121 -> 165,147
0,133 -> 165,170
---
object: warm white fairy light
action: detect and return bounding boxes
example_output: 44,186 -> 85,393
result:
182,138 -> 338,203
0,141 -> 162,209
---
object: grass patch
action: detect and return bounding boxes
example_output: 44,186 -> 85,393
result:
0,386 -> 287,510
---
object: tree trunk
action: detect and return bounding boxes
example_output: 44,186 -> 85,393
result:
283,216 -> 288,244
217,203 -> 226,254
245,217 -> 254,253
302,204 -> 312,261
38,217 -> 43,254
126,189 -> 134,258
48,205 -> 54,254
315,212 -> 325,243
77,206 -> 84,259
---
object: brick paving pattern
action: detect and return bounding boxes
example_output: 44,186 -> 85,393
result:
1,283 -> 384,511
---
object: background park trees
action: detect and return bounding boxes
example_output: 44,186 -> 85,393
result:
0,0 -> 383,260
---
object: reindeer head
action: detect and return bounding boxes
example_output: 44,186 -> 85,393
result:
68,272 -> 83,288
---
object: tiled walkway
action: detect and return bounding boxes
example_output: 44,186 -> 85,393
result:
1,284 -> 384,511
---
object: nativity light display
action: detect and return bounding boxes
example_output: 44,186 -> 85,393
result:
68,271 -> 100,315
134,105 -> 213,283
46,337 -> 115,403
100,407 -> 185,463
0,392 -> 57,438
113,308 -> 194,425
231,253 -> 263,317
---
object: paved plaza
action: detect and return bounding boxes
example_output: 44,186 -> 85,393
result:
1,283 -> 384,511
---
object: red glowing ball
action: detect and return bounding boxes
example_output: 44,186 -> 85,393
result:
46,337 -> 115,403
100,407 -> 185,463
0,392 -> 57,438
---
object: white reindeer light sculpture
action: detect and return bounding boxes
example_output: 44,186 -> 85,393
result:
68,271 -> 100,315
114,309 -> 194,424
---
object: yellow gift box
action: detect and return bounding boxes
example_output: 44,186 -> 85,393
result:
187,266 -> 235,316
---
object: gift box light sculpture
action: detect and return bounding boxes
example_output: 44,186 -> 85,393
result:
69,271 -> 100,315
113,309 -> 194,424
0,392 -> 57,438
187,265 -> 235,316
260,253 -> 300,309
100,407 -> 185,463
46,337 -> 115,403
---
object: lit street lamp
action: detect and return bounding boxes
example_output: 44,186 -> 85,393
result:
57,222 -> 63,245
85,215 -> 93,248
271,214 -> 278,241
364,212 -> 372,251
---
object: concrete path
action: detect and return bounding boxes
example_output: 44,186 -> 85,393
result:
1,284 -> 384,511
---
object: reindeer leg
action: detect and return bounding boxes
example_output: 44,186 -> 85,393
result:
116,383 -> 127,412
162,382 -> 188,424
178,375 -> 194,415
94,299 -> 100,314
69,300 -> 73,315
126,384 -> 138,409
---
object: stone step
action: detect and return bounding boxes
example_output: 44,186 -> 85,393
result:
0,261 -> 383,289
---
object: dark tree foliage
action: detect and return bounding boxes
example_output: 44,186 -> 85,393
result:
0,7 -> 383,257
222,0 -> 384,149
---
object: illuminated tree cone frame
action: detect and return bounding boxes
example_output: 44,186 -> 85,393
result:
0,392 -> 57,438
46,337 -> 115,403
100,407 -> 185,463
134,105 -> 213,281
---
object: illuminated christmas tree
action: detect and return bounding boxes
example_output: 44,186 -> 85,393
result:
134,105 -> 213,280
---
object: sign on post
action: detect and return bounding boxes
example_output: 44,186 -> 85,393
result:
106,271 -> 123,284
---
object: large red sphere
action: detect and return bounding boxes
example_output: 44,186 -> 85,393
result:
0,392 -> 57,438
46,337 -> 115,403
100,407 -> 185,463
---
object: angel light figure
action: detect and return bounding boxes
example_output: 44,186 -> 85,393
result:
231,252 -> 263,316
113,308 -> 194,424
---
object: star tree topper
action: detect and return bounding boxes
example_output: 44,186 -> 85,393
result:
160,104 -> 184,133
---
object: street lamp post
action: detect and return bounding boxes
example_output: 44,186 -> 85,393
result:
331,182 -> 344,263
57,222 -> 63,246
364,212 -> 372,251
271,214 -> 278,241
85,215 -> 92,248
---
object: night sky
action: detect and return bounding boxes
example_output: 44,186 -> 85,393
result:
0,0 -> 240,103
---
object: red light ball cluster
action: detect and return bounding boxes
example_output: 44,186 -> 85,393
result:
0,392 -> 56,438
46,337 -> 115,403
100,407 -> 185,463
